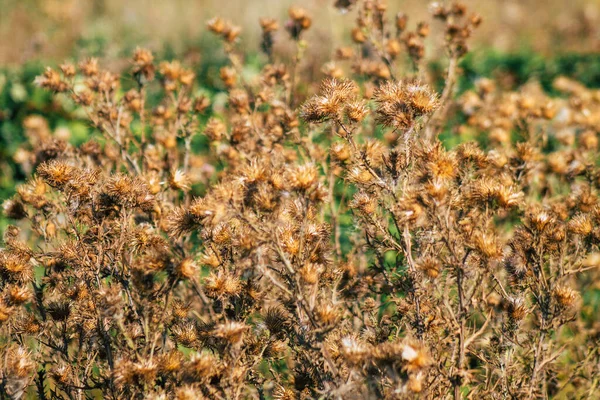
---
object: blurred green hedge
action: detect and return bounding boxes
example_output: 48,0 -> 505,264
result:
458,50 -> 600,94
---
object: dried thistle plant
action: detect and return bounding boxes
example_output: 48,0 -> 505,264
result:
1,1 -> 600,399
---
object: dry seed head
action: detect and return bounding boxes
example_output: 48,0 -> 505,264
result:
396,197 -> 423,222
185,352 -> 221,380
272,386 -> 297,400
340,336 -> 370,365
568,214 -> 593,236
364,139 -> 387,167
375,1 -> 388,13
131,359 -> 158,385
385,39 -> 402,58
473,231 -> 500,258
408,373 -> 425,393
351,27 -> 366,43
526,208 -> 555,233
169,169 -> 192,191
417,256 -> 442,278
158,352 -> 183,374
265,340 -> 288,357
171,299 -> 190,320
506,298 -> 527,321
348,167 -> 374,185
223,24 -> 242,43
316,303 -> 340,325
159,60 -> 182,81
194,96 -> 211,114
335,46 -> 354,60
212,222 -> 232,244
175,386 -> 205,400
79,57 -> 99,76
3,346 -> 35,399
124,89 -> 142,111
417,22 -> 430,37
166,207 -> 199,237
299,262 -> 323,284
171,322 -> 199,347
207,17 -> 226,34
260,17 -> 279,33
229,89 -> 250,113
204,271 -> 242,297
279,225 -> 300,256
145,172 -> 162,195
7,285 -> 32,305
103,173 -> 132,199
401,342 -> 431,372
0,302 -> 12,322
199,249 -> 221,268
47,300 -> 71,321
132,47 -> 155,81
252,182 -> 277,211
175,258 -> 199,280
430,2 -> 448,18
428,155 -> 457,181
35,67 -> 67,92
132,47 -> 153,65
288,6 -> 311,25
407,84 -> 439,114
496,186 -> 524,208
289,164 -> 319,190
504,252 -> 528,282
264,307 -> 289,334
396,12 -> 408,30
373,81 -> 417,129
113,359 -> 135,387
553,285 -> 579,308
350,192 -> 377,214
59,63 -> 76,77
301,78 -> 358,123
240,160 -> 267,184
51,363 -> 73,386
204,118 -> 227,141
2,199 -> 27,220
217,66 -> 236,89
1,253 -> 33,283
179,68 -> 195,86
424,179 -> 448,201
37,159 -> 76,189
580,130 -> 598,150
330,142 -> 351,162
213,321 -> 248,345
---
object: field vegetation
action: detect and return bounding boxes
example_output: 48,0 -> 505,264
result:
1,1 -> 600,399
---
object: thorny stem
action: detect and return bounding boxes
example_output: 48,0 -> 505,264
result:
424,54 -> 458,142
287,40 -> 303,107
139,85 -> 147,173
327,125 -> 342,257
528,330 -> 546,400
454,263 -> 465,400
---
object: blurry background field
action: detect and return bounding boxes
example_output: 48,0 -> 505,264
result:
2,0 -> 600,65
2,0 -> 600,212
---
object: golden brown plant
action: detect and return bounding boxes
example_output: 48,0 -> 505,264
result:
2,1 -> 600,399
